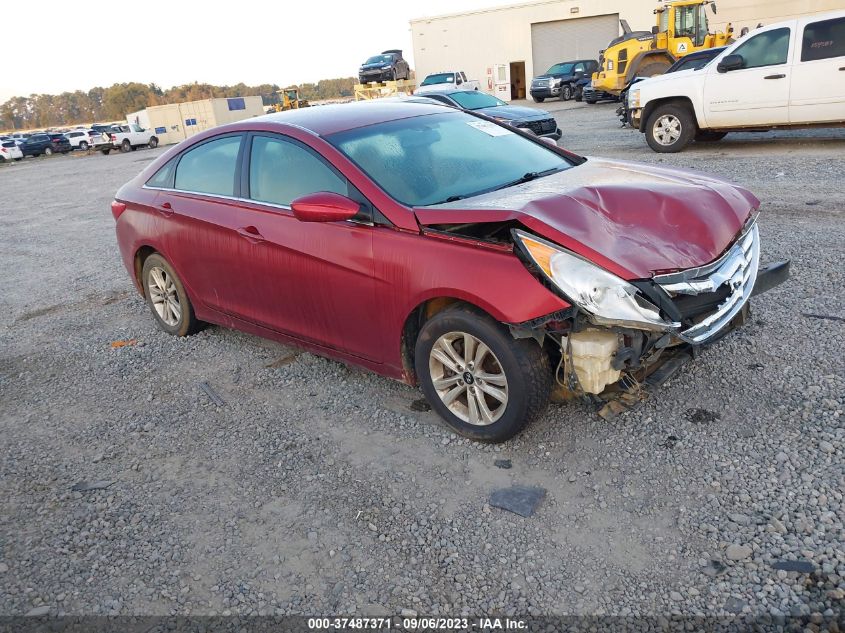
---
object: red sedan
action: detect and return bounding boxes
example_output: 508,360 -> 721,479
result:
112,101 -> 788,442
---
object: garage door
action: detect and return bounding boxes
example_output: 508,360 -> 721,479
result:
531,14 -> 619,77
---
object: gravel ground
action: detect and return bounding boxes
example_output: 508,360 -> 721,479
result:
0,104 -> 843,624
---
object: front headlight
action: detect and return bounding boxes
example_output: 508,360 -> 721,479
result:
629,89 -> 640,108
514,230 -> 679,331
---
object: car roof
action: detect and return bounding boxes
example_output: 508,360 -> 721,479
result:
249,100 -> 452,136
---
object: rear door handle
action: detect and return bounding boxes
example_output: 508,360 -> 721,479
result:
236,225 -> 265,243
764,74 -> 786,79
156,201 -> 173,216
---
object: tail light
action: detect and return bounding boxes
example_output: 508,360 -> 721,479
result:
111,200 -> 127,220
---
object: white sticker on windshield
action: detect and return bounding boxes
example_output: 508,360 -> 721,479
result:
466,121 -> 514,137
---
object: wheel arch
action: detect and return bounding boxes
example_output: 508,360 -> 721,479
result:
133,245 -> 158,294
639,96 -> 698,132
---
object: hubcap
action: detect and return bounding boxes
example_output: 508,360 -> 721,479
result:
654,114 -> 681,145
429,332 -> 509,426
147,266 -> 181,326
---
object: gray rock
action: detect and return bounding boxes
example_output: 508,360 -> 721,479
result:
726,545 -> 753,561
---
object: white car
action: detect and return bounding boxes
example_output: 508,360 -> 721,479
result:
0,140 -> 23,161
416,71 -> 480,94
629,10 -> 845,152
64,129 -> 100,150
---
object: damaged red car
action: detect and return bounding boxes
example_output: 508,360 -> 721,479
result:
112,101 -> 789,442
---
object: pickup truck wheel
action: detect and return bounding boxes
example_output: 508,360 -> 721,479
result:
532,96 -> 545,103
79,141 -> 89,150
561,84 -> 573,101
148,137 -> 159,149
44,147 -> 53,156
646,103 -> 695,153
695,131 -> 728,142
101,149 -> 110,155
121,139 -> 131,153
415,306 -> 552,443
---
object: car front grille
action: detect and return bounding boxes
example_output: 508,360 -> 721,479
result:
655,221 -> 760,344
518,118 -> 556,135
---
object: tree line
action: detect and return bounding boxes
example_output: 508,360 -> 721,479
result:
0,78 -> 359,130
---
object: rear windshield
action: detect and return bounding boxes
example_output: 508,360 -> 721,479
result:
421,73 -> 455,86
2,141 -> 16,148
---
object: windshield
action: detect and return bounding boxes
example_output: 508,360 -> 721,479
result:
545,63 -> 574,75
421,73 -> 455,86
365,55 -> 391,64
449,91 -> 506,109
327,111 -> 571,207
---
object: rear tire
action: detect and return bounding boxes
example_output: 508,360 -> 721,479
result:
415,305 -> 551,443
44,147 -> 53,156
121,139 -> 131,153
101,149 -> 110,155
79,141 -> 89,150
695,131 -> 728,142
148,137 -> 159,149
141,253 -> 201,337
646,102 -> 695,153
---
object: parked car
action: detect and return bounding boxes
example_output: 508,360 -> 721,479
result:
617,47 -> 727,125
629,11 -> 845,152
416,71 -> 480,94
580,84 -> 620,105
21,133 -> 71,157
64,129 -> 100,150
102,123 -> 159,154
0,140 -> 23,161
530,60 -> 599,102
358,50 -> 411,84
414,89 -> 561,139
112,101 -> 789,442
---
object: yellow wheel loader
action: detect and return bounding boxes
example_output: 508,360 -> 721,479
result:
591,0 -> 733,96
272,87 -> 309,112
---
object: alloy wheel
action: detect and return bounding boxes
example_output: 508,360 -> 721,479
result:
653,114 -> 682,146
428,331 -> 509,426
147,266 -> 181,326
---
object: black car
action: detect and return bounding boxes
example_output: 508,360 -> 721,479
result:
21,133 -> 72,157
529,59 -> 598,102
358,50 -> 410,84
616,47 -> 727,124
413,89 -> 561,140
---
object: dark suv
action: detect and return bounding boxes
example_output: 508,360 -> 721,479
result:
358,50 -> 410,84
21,133 -> 72,157
530,59 -> 599,102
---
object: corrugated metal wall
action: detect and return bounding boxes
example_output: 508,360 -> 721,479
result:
530,13 -> 620,74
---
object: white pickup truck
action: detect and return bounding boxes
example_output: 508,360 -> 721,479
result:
101,123 -> 159,154
628,10 -> 845,152
416,71 -> 480,94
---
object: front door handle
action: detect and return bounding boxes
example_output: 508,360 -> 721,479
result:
764,74 -> 786,79
236,225 -> 265,243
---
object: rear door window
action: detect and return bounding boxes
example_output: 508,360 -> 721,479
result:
174,135 -> 242,196
801,17 -> 845,61
247,135 -> 347,207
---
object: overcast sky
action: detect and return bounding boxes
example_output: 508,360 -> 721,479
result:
2,0 -> 516,102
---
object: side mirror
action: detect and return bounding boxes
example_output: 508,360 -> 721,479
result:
717,54 -> 744,73
291,192 -> 360,223
539,137 -> 558,147
651,25 -> 659,35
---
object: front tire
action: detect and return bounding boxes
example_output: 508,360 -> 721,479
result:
415,306 -> 551,443
142,253 -> 201,337
561,84 -> 573,101
645,103 -> 695,153
532,96 -> 545,103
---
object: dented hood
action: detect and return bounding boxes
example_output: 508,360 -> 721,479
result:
414,158 -> 759,279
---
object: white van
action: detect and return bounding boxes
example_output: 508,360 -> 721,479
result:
628,10 -> 845,152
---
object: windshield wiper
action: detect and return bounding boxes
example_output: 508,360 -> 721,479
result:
490,167 -> 562,193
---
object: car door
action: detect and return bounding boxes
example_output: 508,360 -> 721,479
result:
790,14 -> 845,124
150,133 -> 273,325
702,25 -> 793,127
233,132 -> 381,361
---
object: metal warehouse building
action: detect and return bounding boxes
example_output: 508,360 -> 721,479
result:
126,96 -> 264,146
410,0 -> 844,100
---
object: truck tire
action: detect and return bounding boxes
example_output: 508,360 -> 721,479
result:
561,84 -> 573,101
121,139 -> 131,153
646,102 -> 695,153
636,59 -> 673,79
532,96 -> 545,103
101,149 -> 110,155
148,137 -> 159,149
